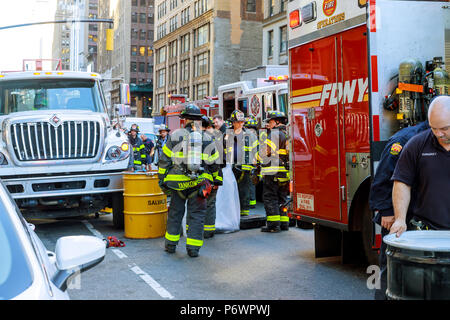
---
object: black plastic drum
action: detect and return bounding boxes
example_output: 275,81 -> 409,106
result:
384,231 -> 450,300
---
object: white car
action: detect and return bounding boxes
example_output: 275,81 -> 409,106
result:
0,182 -> 105,300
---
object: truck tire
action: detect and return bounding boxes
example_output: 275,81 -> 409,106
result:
361,201 -> 379,265
112,192 -> 124,229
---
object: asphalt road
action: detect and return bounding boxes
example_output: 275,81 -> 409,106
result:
31,203 -> 375,301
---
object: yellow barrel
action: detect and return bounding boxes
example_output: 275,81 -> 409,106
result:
123,171 -> 168,239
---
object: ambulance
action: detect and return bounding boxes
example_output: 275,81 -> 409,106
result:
287,0 -> 449,264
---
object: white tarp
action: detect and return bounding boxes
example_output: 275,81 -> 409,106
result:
215,165 -> 241,233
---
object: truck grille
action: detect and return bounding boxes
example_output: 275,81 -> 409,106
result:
10,121 -> 101,161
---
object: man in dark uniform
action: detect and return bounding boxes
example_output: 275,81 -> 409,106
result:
213,114 -> 227,135
128,124 -> 148,171
224,110 -> 257,216
202,116 -> 223,239
260,111 -> 290,232
158,104 -> 219,257
155,124 -> 170,165
391,96 -> 450,236
245,117 -> 259,209
369,120 -> 429,300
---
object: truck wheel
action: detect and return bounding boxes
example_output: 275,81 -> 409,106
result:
112,192 -> 124,229
361,201 -> 379,265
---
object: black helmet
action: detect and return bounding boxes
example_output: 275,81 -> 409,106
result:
267,111 -> 287,124
229,110 -> 245,122
245,117 -> 258,129
130,123 -> 140,132
201,115 -> 213,128
180,104 -> 202,120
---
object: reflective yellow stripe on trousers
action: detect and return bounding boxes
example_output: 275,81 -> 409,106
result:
186,238 -> 203,247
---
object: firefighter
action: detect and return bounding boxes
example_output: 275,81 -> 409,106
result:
224,110 -> 257,216
155,124 -> 170,165
369,120 -> 429,300
158,104 -> 219,257
259,111 -> 290,232
245,117 -> 259,209
128,124 -> 148,171
201,115 -> 223,239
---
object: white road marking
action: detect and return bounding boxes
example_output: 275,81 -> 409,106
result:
129,264 -> 174,299
81,219 -> 174,299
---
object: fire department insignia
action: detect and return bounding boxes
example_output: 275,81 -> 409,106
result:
390,143 -> 402,156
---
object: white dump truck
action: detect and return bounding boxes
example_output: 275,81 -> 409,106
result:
0,71 -> 129,228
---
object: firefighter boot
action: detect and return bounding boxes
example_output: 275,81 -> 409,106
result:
280,223 -> 289,231
187,248 -> 199,258
165,244 -> 176,254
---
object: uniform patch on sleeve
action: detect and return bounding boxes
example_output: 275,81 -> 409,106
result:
390,143 -> 403,155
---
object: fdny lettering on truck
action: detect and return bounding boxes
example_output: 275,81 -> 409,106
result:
291,77 -> 369,109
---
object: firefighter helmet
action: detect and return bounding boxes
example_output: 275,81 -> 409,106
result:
180,104 -> 202,120
229,110 -> 245,122
158,124 -> 171,132
267,111 -> 288,124
201,115 -> 213,128
130,124 -> 140,132
245,117 -> 258,129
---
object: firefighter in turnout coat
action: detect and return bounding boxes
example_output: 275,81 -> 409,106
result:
158,104 -> 219,257
260,111 -> 290,232
224,110 -> 258,216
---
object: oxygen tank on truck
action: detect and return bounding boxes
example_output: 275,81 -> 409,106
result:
397,59 -> 424,128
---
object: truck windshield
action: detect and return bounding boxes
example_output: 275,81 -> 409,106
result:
278,93 -> 288,115
0,79 -> 103,115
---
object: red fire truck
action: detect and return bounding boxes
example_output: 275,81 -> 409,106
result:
287,0 -> 449,264
162,96 -> 219,131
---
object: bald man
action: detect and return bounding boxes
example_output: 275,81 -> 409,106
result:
390,96 -> 450,237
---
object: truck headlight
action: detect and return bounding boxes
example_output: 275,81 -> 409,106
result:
106,146 -> 122,160
105,144 -> 130,161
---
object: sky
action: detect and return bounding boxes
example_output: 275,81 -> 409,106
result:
0,0 -> 57,72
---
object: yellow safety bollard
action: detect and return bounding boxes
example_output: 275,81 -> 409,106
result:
123,171 -> 168,239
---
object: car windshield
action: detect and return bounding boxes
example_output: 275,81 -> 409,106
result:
0,189 -> 33,299
0,79 -> 104,115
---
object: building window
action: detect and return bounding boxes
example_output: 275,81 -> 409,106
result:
194,24 -> 209,48
196,82 -> 208,100
131,78 -> 137,84
132,0 -> 138,6
194,0 -> 207,18
158,1 -> 167,19
170,0 -> 178,10
140,29 -> 146,40
157,23 -> 167,40
139,13 -> 146,23
180,59 -> 190,81
131,62 -> 137,72
170,15 -> 178,33
157,47 -> 166,64
181,7 -> 190,25
140,0 -> 146,6
157,68 -> 166,88
180,86 -> 189,97
269,0 -> 275,16
194,51 -> 209,77
246,0 -> 256,12
148,46 -> 153,57
132,12 -> 138,23
139,46 -> 146,56
181,33 -> 190,53
131,28 -> 138,40
169,64 -> 177,84
281,0 -> 288,12
280,26 -> 287,54
268,30 -> 274,57
157,93 -> 165,111
139,62 -> 146,73
131,45 -> 138,56
169,40 -> 177,58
